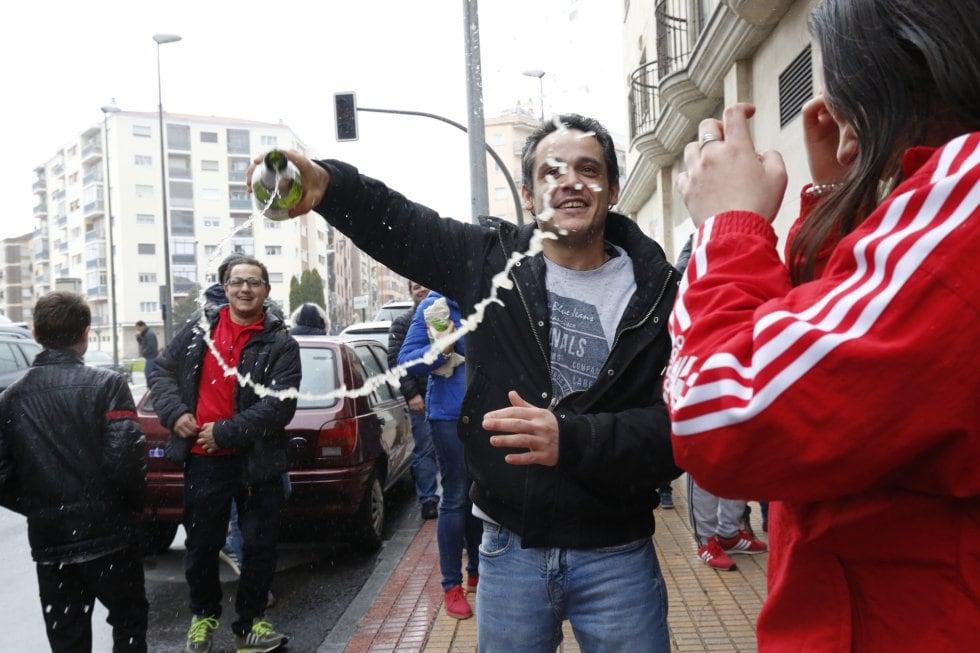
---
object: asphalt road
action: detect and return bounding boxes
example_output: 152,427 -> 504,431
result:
0,482 -> 420,652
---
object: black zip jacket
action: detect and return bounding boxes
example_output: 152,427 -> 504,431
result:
149,308 -> 301,485
0,349 -> 146,563
314,160 -> 681,548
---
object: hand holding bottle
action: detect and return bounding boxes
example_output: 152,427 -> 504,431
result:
246,149 -> 331,220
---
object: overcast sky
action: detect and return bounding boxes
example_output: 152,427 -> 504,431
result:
3,0 -> 626,242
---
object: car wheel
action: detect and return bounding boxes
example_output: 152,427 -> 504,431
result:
139,521 -> 179,555
351,471 -> 385,551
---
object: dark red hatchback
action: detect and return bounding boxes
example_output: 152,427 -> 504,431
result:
138,336 -> 413,553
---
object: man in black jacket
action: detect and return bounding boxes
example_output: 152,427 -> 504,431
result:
150,257 -> 300,653
135,320 -> 159,382
387,280 -> 440,520
0,292 -> 148,653
249,114 -> 680,651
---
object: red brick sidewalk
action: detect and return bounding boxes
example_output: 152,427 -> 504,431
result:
345,520 -> 443,652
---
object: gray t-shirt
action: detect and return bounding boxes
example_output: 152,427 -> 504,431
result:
544,243 -> 635,401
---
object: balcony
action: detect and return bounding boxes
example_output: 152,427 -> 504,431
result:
51,162 -> 65,177
85,229 -> 106,242
229,198 -> 252,210
32,178 -> 47,194
169,167 -> 192,180
33,203 -> 48,217
228,170 -> 247,182
86,257 -> 107,270
83,198 -> 105,217
81,140 -> 102,163
86,285 -> 108,299
174,280 -> 197,295
82,169 -> 103,186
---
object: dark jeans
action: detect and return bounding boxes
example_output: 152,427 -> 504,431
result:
143,358 -> 155,384
36,545 -> 148,653
184,455 -> 284,625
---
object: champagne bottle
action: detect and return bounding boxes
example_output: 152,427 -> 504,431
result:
251,150 -> 303,221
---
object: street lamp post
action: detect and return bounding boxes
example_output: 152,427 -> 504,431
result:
101,100 -> 121,369
153,32 -> 181,345
523,69 -> 546,122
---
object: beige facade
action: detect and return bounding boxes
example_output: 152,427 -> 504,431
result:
621,0 -> 818,262
0,233 -> 33,323
30,111 -> 329,357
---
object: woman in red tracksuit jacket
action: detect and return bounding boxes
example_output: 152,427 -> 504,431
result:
665,0 -> 980,650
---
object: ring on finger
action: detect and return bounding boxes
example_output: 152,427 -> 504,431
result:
699,133 -> 722,148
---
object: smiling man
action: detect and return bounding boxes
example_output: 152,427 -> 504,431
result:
249,114 -> 680,652
150,257 -> 300,653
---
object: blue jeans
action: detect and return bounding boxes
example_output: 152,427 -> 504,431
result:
409,409 -> 440,505
428,419 -> 481,591
477,524 -> 670,653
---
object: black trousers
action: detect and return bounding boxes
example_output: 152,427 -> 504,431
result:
36,546 -> 148,653
183,455 -> 284,625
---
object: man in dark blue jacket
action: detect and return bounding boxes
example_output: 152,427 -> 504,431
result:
151,257 -> 300,653
0,292 -> 148,653
249,114 -> 680,651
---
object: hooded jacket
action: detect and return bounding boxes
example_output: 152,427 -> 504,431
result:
149,306 -> 301,485
398,292 -> 465,422
290,303 -> 326,335
313,159 -> 680,548
0,349 -> 146,563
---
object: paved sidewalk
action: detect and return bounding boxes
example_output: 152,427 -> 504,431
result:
344,476 -> 767,652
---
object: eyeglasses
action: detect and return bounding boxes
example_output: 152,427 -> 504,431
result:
225,277 -> 267,288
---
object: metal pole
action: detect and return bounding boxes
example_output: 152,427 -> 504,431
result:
357,107 -> 523,225
101,103 -> 120,368
154,35 -> 179,344
463,0 -> 488,223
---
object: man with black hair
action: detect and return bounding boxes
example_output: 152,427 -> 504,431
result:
151,257 -> 300,653
0,292 -> 148,652
249,113 -> 681,651
135,319 -> 159,381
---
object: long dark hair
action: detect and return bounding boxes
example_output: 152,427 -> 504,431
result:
790,0 -> 980,284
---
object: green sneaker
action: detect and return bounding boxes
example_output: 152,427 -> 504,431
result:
184,615 -> 219,653
236,620 -> 288,653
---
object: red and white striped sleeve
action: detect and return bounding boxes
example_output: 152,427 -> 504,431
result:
665,133 -> 980,501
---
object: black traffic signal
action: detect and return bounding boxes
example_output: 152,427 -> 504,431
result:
335,92 -> 359,142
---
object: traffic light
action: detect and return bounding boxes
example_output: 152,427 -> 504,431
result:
335,92 -> 359,142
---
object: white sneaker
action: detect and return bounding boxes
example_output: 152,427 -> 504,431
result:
219,548 -> 241,576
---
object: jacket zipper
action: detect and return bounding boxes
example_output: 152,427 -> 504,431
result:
610,267 -> 673,352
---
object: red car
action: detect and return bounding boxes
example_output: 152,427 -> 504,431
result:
138,335 -> 414,553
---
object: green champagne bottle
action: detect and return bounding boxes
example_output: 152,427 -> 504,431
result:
251,150 -> 303,221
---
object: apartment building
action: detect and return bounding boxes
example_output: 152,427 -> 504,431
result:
30,110 -> 329,358
0,233 -> 33,323
620,0 -> 816,261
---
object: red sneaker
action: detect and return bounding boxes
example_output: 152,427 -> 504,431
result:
444,585 -> 473,619
698,536 -> 737,571
717,529 -> 768,555
466,574 -> 479,594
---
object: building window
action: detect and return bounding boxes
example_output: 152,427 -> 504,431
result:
171,210 -> 195,236
167,124 -> 191,150
140,302 -> 159,313
134,155 -> 152,167
203,218 -> 221,228
135,184 -> 154,199
260,135 -> 278,147
136,213 -> 155,225
204,245 -> 219,257
200,131 -> 218,143
138,273 -> 157,283
492,132 -> 505,146
227,129 -> 250,154
269,273 -> 284,284
779,45 -> 813,128
137,243 -> 156,255
265,245 -> 282,256
201,159 -> 219,172
133,125 -> 152,138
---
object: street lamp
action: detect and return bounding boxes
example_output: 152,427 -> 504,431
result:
153,32 -> 181,345
523,69 -> 545,122
101,100 -> 121,369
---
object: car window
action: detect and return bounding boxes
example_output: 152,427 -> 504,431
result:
353,344 -> 394,403
297,347 -> 340,409
0,342 -> 22,374
18,342 -> 40,365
